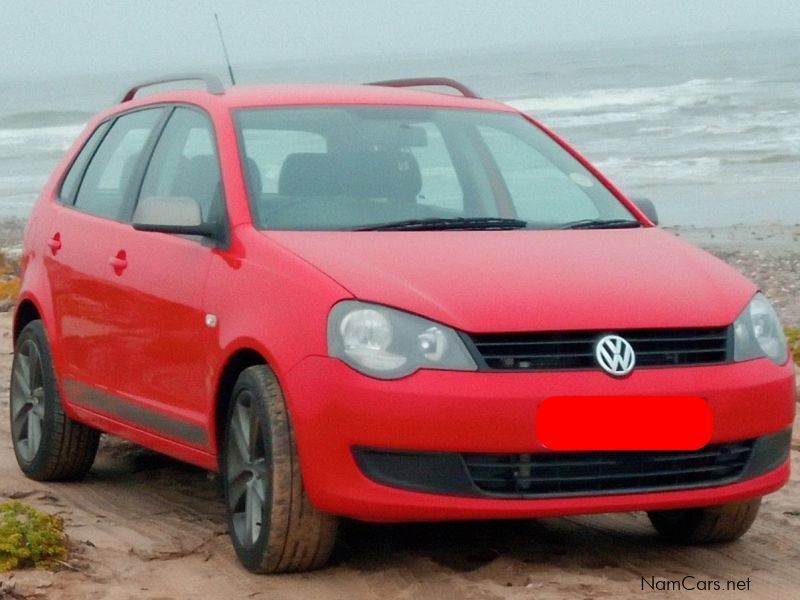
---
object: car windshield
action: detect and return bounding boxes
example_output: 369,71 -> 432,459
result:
235,107 -> 636,231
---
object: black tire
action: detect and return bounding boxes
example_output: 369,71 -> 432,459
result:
9,320 -> 100,481
221,364 -> 338,573
647,498 -> 761,544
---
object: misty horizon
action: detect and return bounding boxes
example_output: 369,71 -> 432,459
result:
2,0 -> 800,81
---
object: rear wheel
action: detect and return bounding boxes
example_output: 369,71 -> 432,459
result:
222,365 -> 338,573
647,498 -> 761,544
10,320 -> 100,481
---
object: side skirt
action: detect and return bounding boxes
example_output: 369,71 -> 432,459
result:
62,378 -> 218,472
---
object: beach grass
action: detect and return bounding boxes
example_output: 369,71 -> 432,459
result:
0,251 -> 20,308
0,501 -> 67,572
786,327 -> 800,366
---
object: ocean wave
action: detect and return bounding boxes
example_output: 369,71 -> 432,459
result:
0,124 -> 83,158
680,123 -> 777,136
595,156 -> 723,181
543,113 -> 639,128
508,78 -> 750,114
545,106 -> 673,128
635,122 -> 791,138
0,174 -> 46,188
636,126 -> 672,134
722,153 -> 800,165
596,150 -> 800,182
0,110 -> 93,129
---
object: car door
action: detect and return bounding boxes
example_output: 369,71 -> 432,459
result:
47,108 -> 166,396
88,106 -> 223,451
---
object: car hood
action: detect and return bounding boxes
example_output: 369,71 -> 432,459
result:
264,228 -> 755,333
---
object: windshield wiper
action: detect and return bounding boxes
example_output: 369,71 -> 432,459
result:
355,217 -> 529,231
559,219 -> 642,230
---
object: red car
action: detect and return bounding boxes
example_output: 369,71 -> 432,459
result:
10,75 -> 795,573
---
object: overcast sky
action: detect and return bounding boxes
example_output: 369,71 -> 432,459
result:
2,0 -> 799,79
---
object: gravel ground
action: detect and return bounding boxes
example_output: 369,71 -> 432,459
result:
670,224 -> 800,327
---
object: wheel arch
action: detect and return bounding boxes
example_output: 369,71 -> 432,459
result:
213,347 -> 268,462
14,296 -> 45,345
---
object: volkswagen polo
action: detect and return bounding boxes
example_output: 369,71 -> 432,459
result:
10,75 -> 795,573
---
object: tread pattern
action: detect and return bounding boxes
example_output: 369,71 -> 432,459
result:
13,321 -> 100,482
228,365 -> 338,573
648,498 -> 761,544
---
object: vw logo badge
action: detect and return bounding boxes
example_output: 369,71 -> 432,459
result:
595,334 -> 636,377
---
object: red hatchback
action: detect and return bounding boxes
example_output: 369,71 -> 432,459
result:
10,75 -> 795,573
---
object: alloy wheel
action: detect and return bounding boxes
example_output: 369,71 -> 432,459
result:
10,339 -> 46,463
226,390 -> 269,548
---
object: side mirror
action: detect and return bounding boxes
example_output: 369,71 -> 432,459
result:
133,196 -> 217,237
632,197 -> 659,225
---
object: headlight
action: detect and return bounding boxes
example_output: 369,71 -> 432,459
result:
733,293 -> 788,365
328,301 -> 477,379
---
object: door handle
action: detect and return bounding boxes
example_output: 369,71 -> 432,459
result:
109,250 -> 128,273
47,233 -> 62,253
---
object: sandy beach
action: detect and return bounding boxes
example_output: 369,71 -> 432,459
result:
0,222 -> 796,599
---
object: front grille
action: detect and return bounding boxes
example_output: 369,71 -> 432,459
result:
355,432 -> 790,499
463,441 -> 753,497
468,327 -> 730,371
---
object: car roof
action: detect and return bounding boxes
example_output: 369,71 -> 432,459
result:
98,81 -> 517,121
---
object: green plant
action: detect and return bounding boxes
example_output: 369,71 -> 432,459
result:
0,501 -> 67,572
787,327 -> 800,365
0,251 -> 20,303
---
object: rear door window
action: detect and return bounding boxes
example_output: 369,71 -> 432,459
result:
74,108 -> 163,220
59,121 -> 111,204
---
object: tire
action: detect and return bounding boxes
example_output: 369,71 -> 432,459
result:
647,498 -> 761,544
221,364 -> 338,573
9,320 -> 100,481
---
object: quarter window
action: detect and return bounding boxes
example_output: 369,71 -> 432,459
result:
74,108 -> 163,220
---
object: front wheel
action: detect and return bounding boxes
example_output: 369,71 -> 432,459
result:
221,365 -> 338,573
647,498 -> 761,544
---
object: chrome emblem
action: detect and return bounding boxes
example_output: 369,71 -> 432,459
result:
595,335 -> 636,377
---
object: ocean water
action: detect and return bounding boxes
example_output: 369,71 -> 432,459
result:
2,32 -> 799,226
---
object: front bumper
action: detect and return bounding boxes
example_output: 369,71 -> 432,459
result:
283,356 -> 795,522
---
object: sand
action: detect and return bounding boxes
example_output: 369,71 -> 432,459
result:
0,223 -> 797,599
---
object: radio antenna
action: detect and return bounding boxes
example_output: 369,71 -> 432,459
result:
214,13 -> 237,86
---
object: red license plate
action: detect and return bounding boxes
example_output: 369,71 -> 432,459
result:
536,396 -> 712,451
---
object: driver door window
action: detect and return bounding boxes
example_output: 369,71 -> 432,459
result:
138,107 -> 223,223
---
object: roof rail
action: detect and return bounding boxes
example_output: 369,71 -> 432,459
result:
118,73 -> 225,103
367,78 -> 480,99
